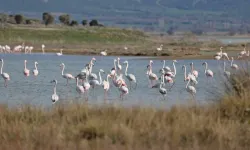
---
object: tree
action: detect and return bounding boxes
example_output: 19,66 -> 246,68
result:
42,12 -> 54,26
81,20 -> 88,26
14,14 -> 24,24
25,19 -> 32,24
59,14 -> 70,25
70,20 -> 78,26
89,19 -> 98,26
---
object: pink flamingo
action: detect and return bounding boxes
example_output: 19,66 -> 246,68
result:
202,62 -> 214,82
190,62 -> 198,78
23,60 -> 30,77
102,74 -> 111,99
60,63 -> 75,85
146,60 -> 158,87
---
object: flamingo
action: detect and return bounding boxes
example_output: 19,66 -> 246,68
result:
159,73 -> 167,100
88,58 -> 98,80
157,44 -> 163,51
60,63 -> 75,85
50,80 -> 59,104
230,57 -> 239,70
42,44 -> 45,54
186,78 -> 196,98
56,49 -> 63,56
117,57 -> 122,74
100,49 -> 107,56
147,60 -> 158,87
76,77 -> 85,94
238,45 -> 247,59
190,62 -> 198,78
117,80 -> 129,100
110,59 -> 117,77
182,65 -> 198,85
124,46 -> 128,50
89,69 -> 105,88
202,62 -> 214,81
23,60 -> 30,77
123,61 -> 137,89
102,74 -> 111,99
33,61 -> 39,76
165,60 -> 177,78
216,47 -> 223,56
0,59 -> 10,87
160,60 -> 171,72
28,46 -> 33,54
223,61 -> 231,79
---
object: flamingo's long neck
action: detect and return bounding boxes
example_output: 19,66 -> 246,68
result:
231,58 -> 234,66
99,71 -> 103,85
162,60 -> 165,68
76,78 -> 79,86
191,63 -> 194,72
54,83 -> 57,94
61,65 -> 65,75
117,59 -> 121,68
35,63 -> 38,70
89,61 -> 93,73
114,60 -> 117,71
24,61 -> 27,70
186,79 -> 190,88
125,62 -> 128,76
173,61 -> 176,76
0,60 -> 3,74
183,66 -> 187,80
160,74 -> 164,88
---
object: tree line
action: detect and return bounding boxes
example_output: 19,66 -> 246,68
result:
0,12 -> 102,27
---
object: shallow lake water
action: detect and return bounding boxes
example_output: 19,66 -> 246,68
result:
0,53 -> 245,108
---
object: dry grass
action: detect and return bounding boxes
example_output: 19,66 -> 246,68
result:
1,85 -> 250,150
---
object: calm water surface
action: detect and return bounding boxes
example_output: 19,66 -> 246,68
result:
0,53 -> 242,108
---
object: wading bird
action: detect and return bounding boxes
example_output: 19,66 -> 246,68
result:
51,79 -> 59,104
123,61 -> 137,89
23,60 -> 30,77
0,59 -> 10,87
33,61 -> 39,76
60,63 -> 75,85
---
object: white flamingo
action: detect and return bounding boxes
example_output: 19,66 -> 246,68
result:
230,57 -> 239,70
102,74 -> 111,99
202,62 -> 214,81
76,77 -> 85,94
157,44 -> 163,51
50,79 -> 59,104
100,49 -> 107,56
123,61 -> 137,89
88,58 -> 98,80
190,62 -> 198,78
186,78 -> 196,98
238,45 -> 247,59
42,44 -> 45,54
159,73 -> 167,100
33,61 -> 39,76
165,60 -> 177,78
23,60 -> 30,77
117,57 -> 122,74
56,49 -> 63,56
89,69 -> 105,88
182,65 -> 198,85
0,59 -> 10,87
147,60 -> 158,87
160,60 -> 171,72
60,63 -> 75,85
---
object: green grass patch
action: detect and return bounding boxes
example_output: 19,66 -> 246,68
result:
0,27 -> 146,44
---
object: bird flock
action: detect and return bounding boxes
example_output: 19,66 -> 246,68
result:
0,45 -> 249,104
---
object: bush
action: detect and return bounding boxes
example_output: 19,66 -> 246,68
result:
42,12 -> 54,26
14,14 -> 24,24
25,19 -> 32,24
70,20 -> 78,26
59,14 -> 70,25
89,19 -> 98,26
81,20 -> 88,26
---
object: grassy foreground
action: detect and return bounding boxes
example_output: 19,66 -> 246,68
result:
1,91 -> 250,149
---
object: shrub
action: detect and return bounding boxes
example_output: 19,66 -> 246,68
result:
89,19 -> 98,26
59,14 -> 70,25
81,20 -> 88,26
42,12 -> 54,26
14,14 -> 24,24
70,20 -> 78,26
25,19 -> 32,24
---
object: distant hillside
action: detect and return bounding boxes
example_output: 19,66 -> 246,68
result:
0,0 -> 248,17
0,0 -> 249,32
